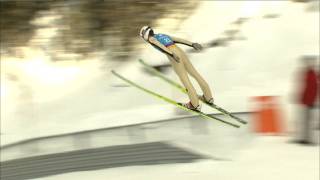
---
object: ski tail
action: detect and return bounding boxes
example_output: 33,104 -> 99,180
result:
111,70 -> 240,128
139,59 -> 247,125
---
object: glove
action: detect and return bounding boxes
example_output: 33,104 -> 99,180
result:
192,43 -> 203,51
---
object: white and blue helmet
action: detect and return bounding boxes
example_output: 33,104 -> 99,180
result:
139,26 -> 154,41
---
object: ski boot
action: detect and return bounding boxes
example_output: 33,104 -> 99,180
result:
179,101 -> 201,112
199,95 -> 214,105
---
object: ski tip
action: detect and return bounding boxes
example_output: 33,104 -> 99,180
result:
138,59 -> 145,64
111,70 -> 121,77
139,59 -> 147,64
111,70 -> 117,74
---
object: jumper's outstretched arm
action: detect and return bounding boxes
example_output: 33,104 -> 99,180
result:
171,36 -> 194,47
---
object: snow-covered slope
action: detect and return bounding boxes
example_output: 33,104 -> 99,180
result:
1,1 -> 319,145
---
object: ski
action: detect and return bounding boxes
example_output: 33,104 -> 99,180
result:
111,70 -> 240,128
139,59 -> 247,125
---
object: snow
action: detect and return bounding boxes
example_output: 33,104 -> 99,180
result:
0,1 -> 319,179
1,0 -> 319,146
0,104 -> 188,146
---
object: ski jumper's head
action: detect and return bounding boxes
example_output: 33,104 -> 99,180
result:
140,26 -> 154,41
300,55 -> 317,68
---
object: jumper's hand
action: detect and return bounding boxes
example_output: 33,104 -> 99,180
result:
192,43 -> 203,51
172,53 -> 180,63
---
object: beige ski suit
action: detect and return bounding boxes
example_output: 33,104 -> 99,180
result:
148,35 -> 213,107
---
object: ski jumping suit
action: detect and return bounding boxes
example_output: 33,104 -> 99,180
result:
149,33 -> 213,107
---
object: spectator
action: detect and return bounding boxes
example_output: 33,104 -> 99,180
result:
295,55 -> 319,145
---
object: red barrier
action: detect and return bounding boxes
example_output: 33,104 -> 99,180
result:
252,96 -> 285,135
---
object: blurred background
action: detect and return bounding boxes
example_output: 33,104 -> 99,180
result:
0,0 -> 319,180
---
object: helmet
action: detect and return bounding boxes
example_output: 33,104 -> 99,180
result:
139,26 -> 154,41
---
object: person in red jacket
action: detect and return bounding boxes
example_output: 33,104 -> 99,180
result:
297,55 -> 319,145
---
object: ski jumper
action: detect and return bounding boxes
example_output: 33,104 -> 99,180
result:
150,33 -> 213,107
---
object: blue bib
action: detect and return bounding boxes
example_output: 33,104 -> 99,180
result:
154,34 -> 174,47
